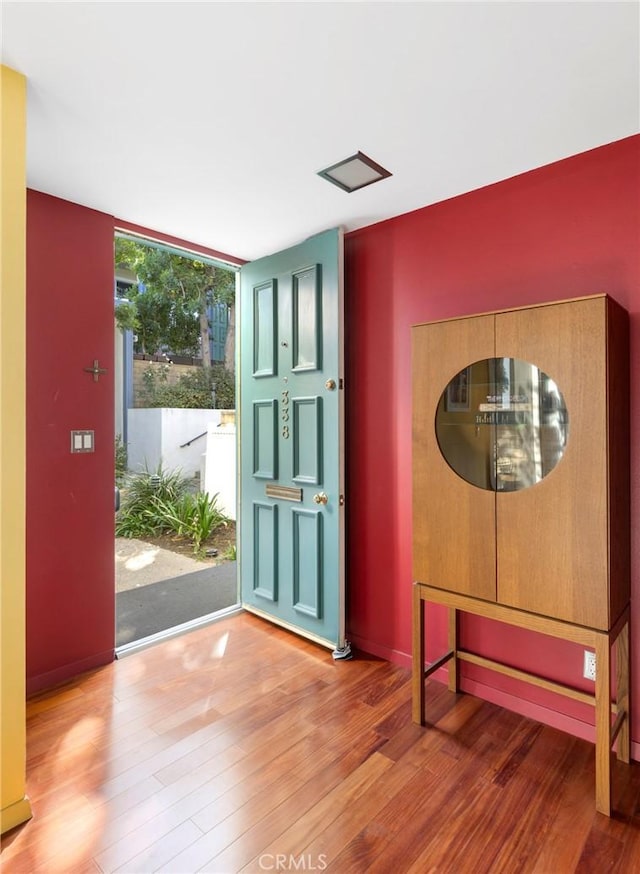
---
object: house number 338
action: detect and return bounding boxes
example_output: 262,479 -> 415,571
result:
281,390 -> 290,439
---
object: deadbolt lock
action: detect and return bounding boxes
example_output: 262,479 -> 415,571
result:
325,379 -> 336,391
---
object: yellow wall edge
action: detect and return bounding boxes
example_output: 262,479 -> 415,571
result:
1,797 -> 32,835
1,65 -> 32,833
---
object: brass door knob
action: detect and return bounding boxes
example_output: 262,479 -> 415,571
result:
313,492 -> 328,505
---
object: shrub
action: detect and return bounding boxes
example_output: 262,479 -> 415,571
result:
115,465 -> 189,538
142,364 -> 235,409
152,491 -> 229,554
116,465 -> 229,554
188,491 -> 229,552
224,544 -> 237,561
115,434 -> 128,485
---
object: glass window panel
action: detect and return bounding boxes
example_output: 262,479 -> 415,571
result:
435,358 -> 569,492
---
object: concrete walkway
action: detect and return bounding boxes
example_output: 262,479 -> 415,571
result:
115,537 -> 217,593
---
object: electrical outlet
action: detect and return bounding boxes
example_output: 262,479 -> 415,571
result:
583,650 -> 596,681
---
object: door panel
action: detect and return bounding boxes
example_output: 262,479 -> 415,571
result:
292,508 -> 323,618
240,229 -> 344,649
292,396 -> 322,483
253,280 -> 277,377
253,502 -> 278,601
292,265 -> 321,370
253,400 -> 278,479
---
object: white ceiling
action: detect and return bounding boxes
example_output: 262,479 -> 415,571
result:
2,1 -> 639,262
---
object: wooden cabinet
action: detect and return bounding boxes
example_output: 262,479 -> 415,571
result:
412,295 -> 630,630
411,295 -> 630,816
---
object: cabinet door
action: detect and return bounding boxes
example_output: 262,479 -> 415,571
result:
495,298 -> 609,628
412,315 -> 496,599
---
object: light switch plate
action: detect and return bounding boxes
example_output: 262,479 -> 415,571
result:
70,430 -> 95,453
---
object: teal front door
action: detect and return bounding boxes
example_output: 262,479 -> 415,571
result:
239,228 -> 346,651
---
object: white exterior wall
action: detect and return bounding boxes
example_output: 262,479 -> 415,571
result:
127,408 -> 223,477
202,421 -> 237,520
126,408 -> 164,473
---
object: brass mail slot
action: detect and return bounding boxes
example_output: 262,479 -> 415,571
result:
265,484 -> 303,502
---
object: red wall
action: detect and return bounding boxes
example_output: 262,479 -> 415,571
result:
24,198 -> 243,694
345,135 -> 640,745
25,137 -> 640,750
26,192 -> 116,694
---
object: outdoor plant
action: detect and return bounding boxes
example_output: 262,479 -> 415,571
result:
140,361 -> 172,406
116,465 -> 229,554
115,434 -> 128,485
188,491 -> 229,553
141,363 -> 235,409
224,544 -> 237,561
114,299 -> 139,333
115,465 -> 189,538
152,491 -> 229,555
148,493 -> 194,540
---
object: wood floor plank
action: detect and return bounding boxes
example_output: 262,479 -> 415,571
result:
188,723 -> 347,833
92,745 -> 247,856
331,731 -> 500,872
111,820 -> 204,874
261,757 -> 422,873
238,750 -> 394,871
95,808 -> 204,873
4,610 -> 640,874
188,729 -> 388,874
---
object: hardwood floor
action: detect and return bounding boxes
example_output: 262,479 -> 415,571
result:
3,611 -> 640,873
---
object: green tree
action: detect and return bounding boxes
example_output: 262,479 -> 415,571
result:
115,238 -> 235,370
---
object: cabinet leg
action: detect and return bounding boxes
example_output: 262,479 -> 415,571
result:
448,608 -> 459,693
594,633 -> 612,816
616,618 -> 630,764
412,585 -> 425,725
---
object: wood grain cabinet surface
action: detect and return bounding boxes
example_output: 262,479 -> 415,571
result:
412,295 -> 630,632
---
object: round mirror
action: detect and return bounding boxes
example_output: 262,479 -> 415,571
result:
435,358 -> 569,491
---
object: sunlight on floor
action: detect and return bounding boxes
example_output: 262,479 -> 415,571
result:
32,717 -> 108,872
211,631 -> 229,659
123,545 -> 159,572
163,629 -> 229,671
36,794 -> 106,873
55,716 -> 103,763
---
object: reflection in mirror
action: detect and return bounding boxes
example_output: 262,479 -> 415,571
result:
435,358 -> 569,492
